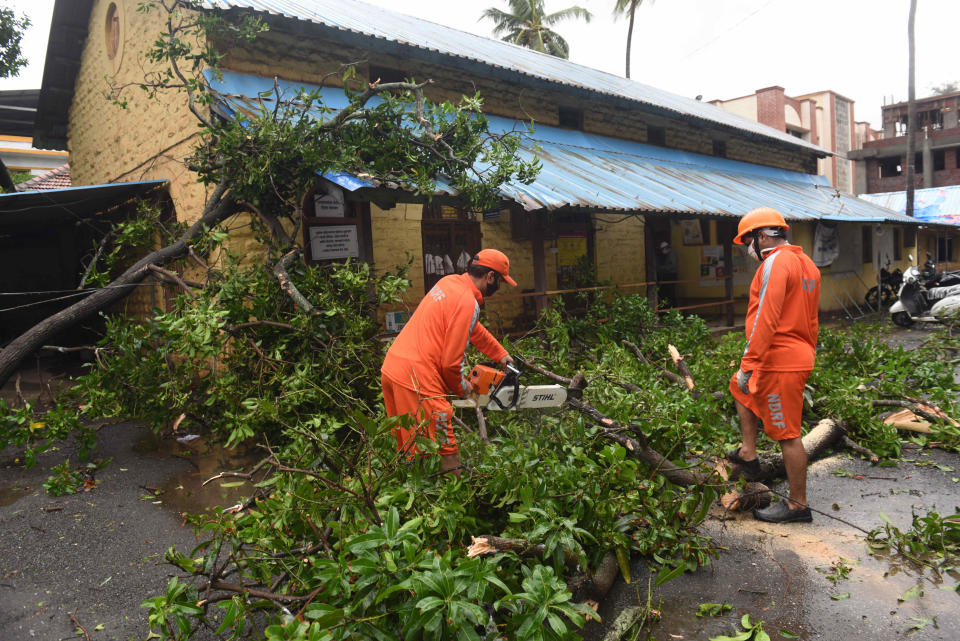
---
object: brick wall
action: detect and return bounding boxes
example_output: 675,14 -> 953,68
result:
756,86 -> 786,132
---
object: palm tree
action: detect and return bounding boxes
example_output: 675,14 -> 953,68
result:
613,0 -> 652,79
481,0 -> 592,59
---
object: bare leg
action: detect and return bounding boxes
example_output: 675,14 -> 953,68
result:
440,453 -> 462,479
734,398 -> 760,461
779,437 -> 807,509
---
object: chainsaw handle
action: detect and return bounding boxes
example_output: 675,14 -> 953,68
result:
491,363 -> 521,410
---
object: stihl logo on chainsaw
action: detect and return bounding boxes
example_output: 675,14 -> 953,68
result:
452,362 -> 567,411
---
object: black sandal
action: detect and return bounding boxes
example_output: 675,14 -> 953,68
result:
726,447 -> 761,478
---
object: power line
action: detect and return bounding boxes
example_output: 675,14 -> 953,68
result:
677,0 -> 781,63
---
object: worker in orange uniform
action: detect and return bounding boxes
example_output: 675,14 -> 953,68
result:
381,249 -> 516,477
726,207 -> 820,523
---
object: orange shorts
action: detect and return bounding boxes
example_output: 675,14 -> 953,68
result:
381,374 -> 457,456
729,370 -> 810,441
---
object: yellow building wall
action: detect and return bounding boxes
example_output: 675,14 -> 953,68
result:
64,4 -> 860,327
594,215 -> 646,290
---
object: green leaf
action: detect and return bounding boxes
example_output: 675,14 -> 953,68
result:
830,592 -> 851,600
779,630 -> 800,639
615,547 -> 631,584
898,584 -> 923,602
654,563 -> 686,587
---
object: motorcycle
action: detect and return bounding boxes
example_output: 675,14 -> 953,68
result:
864,262 -> 903,310
890,254 -> 960,327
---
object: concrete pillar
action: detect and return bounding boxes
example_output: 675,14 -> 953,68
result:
922,135 -> 933,188
853,158 -> 869,194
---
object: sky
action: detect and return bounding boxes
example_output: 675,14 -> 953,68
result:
2,0 -> 957,129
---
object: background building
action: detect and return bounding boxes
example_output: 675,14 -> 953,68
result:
849,91 -> 960,195
0,89 -> 69,181
711,86 -> 879,193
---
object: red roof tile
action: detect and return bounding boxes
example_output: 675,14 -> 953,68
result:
15,164 -> 71,191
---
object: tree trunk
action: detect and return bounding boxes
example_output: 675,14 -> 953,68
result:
905,0 -> 918,217
0,191 -> 237,387
625,5 -> 636,79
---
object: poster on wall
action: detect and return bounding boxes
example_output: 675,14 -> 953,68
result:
733,245 -> 753,285
309,225 -> 359,260
557,235 -> 588,288
681,219 -> 704,245
698,245 -> 723,285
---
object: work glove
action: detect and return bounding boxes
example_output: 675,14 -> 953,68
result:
736,369 -> 753,395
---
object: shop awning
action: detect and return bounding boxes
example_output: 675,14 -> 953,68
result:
207,70 -> 914,224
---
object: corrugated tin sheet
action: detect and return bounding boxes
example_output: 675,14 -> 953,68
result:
204,0 -> 828,156
208,70 -> 913,224
860,185 -> 960,226
0,180 -> 167,231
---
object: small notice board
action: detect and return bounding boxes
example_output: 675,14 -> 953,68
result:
308,225 -> 360,261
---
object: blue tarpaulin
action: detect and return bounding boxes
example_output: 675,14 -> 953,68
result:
860,185 -> 960,226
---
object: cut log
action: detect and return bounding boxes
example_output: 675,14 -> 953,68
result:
667,344 -> 699,400
882,408 -> 933,434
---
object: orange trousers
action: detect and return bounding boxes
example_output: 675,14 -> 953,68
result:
729,370 -> 810,441
381,374 -> 458,456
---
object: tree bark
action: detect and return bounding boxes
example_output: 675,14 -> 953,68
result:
0,190 -> 237,387
905,0 -> 918,217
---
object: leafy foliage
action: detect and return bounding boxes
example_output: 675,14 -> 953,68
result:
867,508 -> 960,577
481,0 -> 592,59
0,7 -> 30,78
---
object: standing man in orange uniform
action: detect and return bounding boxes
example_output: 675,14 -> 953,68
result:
726,208 -> 820,523
381,249 -> 516,477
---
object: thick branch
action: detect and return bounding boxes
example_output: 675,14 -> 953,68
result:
272,250 -> 321,315
148,264 -> 197,298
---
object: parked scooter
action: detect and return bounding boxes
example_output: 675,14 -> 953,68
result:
890,253 -> 960,327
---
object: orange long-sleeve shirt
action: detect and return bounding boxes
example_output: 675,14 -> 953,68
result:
741,244 -> 820,372
381,273 -> 508,396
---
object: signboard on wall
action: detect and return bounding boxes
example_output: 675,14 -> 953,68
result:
309,225 -> 359,260
313,184 -> 346,218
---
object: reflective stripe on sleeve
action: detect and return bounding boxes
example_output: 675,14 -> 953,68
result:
743,251 -> 780,359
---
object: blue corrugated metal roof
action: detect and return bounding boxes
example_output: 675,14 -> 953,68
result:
860,185 -> 960,226
207,70 -> 913,224
204,0 -> 828,157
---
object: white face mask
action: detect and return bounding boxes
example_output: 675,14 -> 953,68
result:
746,242 -> 761,263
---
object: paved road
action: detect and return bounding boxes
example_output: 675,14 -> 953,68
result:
0,421 -> 226,641
589,446 -> 960,641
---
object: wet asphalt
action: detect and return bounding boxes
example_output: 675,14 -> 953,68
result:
0,422 -> 230,641
586,446 -> 960,641
2,324 -> 959,640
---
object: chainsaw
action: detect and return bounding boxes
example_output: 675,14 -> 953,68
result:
452,362 -> 567,411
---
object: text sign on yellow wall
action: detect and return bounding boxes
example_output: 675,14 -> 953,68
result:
309,225 -> 359,260
558,235 -> 588,267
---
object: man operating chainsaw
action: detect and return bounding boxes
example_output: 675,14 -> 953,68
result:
381,248 -> 516,477
727,207 -> 820,524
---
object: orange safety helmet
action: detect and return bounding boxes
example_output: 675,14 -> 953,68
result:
733,207 -> 789,245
